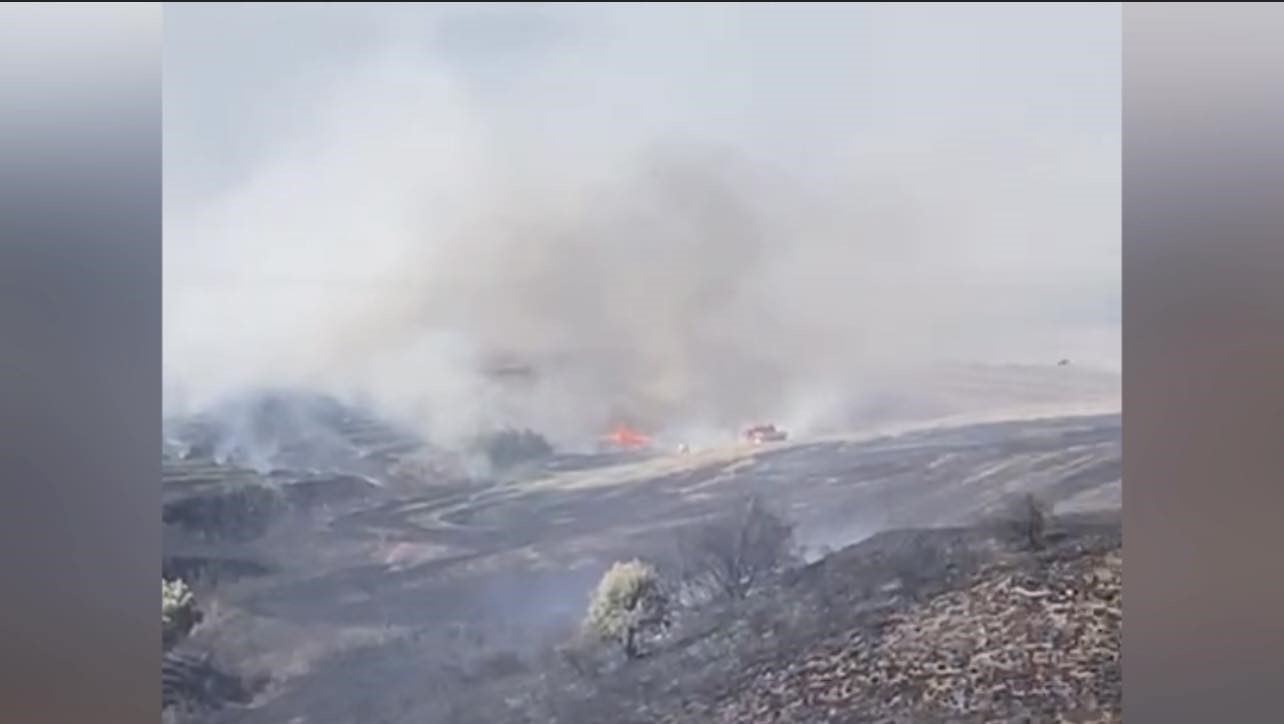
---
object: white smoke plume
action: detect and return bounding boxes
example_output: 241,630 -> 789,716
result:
164,4 -> 1120,450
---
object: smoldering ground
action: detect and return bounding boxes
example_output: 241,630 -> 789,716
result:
162,10 -> 1120,721
163,4 -> 1120,454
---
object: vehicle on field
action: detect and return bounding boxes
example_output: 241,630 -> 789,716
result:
744,423 -> 787,444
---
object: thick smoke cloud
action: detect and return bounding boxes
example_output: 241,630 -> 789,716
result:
164,4 -> 1120,450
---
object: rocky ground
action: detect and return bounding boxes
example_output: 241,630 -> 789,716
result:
436,513 -> 1121,724
697,536 -> 1121,723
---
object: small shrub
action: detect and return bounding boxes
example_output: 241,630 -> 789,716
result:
584,559 -> 671,659
476,428 -> 553,470
162,578 -> 202,648
679,495 -> 799,601
994,492 -> 1051,551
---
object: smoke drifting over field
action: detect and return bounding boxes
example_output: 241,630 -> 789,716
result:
164,4 -> 1120,450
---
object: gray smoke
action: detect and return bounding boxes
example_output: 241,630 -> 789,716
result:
164,5 -> 1120,450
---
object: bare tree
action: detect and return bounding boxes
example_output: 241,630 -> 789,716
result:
680,495 -> 798,601
993,492 -> 1051,551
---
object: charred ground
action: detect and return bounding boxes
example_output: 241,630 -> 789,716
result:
162,394 -> 1120,723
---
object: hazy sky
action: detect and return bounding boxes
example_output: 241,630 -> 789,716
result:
167,3 -> 1118,194
164,3 -> 1120,442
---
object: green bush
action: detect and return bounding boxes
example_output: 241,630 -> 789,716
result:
162,578 -> 201,648
583,559 -> 670,659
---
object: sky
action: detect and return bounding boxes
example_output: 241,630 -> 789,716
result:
163,3 -> 1120,445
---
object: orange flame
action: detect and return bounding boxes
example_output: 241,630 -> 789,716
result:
602,424 -> 650,449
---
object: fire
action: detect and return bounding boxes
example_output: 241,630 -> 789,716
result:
602,424 -> 650,449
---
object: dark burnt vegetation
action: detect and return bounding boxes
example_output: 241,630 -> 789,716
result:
411,513 -> 1121,724
159,407 -> 1121,724
676,495 -> 800,603
475,427 -> 555,471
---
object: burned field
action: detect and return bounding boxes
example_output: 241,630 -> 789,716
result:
163,400 -> 1120,723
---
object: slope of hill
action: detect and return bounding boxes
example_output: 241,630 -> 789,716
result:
162,402 -> 1120,724
455,513 -> 1121,724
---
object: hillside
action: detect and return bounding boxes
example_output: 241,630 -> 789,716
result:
162,394 -> 1120,724
432,513 -> 1122,724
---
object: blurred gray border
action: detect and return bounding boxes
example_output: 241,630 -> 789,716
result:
5,3 -> 1284,723
1125,3 -> 1284,722
0,4 -> 161,722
